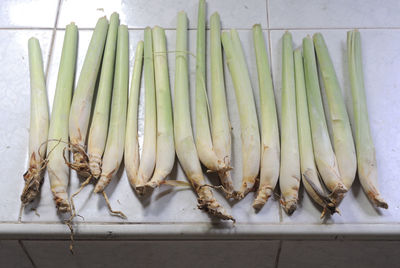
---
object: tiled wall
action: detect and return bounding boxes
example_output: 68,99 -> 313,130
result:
1,0 -> 400,267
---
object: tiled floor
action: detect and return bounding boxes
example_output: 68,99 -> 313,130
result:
1,0 -> 400,266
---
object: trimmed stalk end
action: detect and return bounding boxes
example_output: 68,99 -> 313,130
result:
368,191 -> 388,209
252,186 -> 273,210
281,198 -> 297,215
135,185 -> 147,196
197,186 -> 235,222
53,191 -> 71,213
88,154 -> 102,179
329,183 -> 348,205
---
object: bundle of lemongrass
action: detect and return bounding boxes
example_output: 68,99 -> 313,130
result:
21,0 -> 387,223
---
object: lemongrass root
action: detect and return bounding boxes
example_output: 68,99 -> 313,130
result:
146,26 -> 175,189
303,36 -> 347,204
347,30 -> 387,208
21,37 -> 49,205
88,13 -> 120,179
135,27 -> 157,194
47,23 -> 78,212
221,29 -> 260,199
69,16 -> 109,173
252,24 -> 280,209
174,11 -> 234,221
294,47 -> 337,215
279,32 -> 300,215
125,41 -> 144,189
210,12 -> 234,194
94,25 -> 129,194
313,33 -> 357,191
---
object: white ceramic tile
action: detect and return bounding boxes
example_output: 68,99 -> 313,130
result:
57,0 -> 267,29
269,0 -> 400,29
23,240 -> 279,268
270,29 -> 400,223
22,28 -> 280,223
0,0 -> 58,28
0,240 -> 33,268
0,30 -> 52,222
278,240 -> 400,268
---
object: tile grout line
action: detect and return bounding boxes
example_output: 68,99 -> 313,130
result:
18,240 -> 37,268
265,0 -> 283,224
274,240 -> 283,268
44,0 -> 62,79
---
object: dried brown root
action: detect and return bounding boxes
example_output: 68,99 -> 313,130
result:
21,153 -> 48,204
63,144 -> 92,178
367,191 -> 388,209
102,191 -> 127,219
252,186 -> 274,210
197,185 -> 235,222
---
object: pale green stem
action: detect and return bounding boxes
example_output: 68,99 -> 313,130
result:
146,26 -> 175,188
313,33 -> 356,190
174,11 -> 233,221
21,37 -> 49,204
47,23 -> 78,212
221,29 -> 260,198
69,17 -> 109,150
210,12 -> 234,193
347,30 -> 387,208
125,41 -> 144,189
303,36 -> 346,203
94,25 -> 129,193
279,32 -> 300,215
135,27 -> 157,192
252,24 -> 280,209
87,13 -> 120,178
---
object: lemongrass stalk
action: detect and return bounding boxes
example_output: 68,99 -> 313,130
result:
294,48 -> 336,215
210,12 -> 234,193
47,23 -> 78,212
174,11 -> 233,221
221,29 -> 260,198
69,17 -> 109,166
125,41 -> 144,189
313,33 -> 357,190
252,25 -> 280,209
87,13 -> 120,178
146,26 -> 175,188
134,27 -> 157,193
94,25 -> 129,193
21,38 -> 49,204
303,36 -> 347,203
279,32 -> 300,215
347,30 -> 387,208
195,0 -> 225,174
